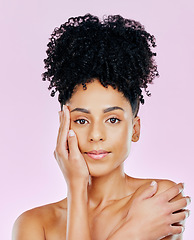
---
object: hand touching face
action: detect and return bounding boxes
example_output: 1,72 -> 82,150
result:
54,105 -> 90,188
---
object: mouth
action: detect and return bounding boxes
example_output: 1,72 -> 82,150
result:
85,151 -> 110,159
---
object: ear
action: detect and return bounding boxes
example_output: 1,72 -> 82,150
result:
132,116 -> 140,142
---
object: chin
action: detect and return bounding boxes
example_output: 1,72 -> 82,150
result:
87,163 -> 114,177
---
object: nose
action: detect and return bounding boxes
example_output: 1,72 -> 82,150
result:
88,122 -> 106,142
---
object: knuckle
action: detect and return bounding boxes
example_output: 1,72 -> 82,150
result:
168,204 -> 173,214
160,193 -> 168,203
70,154 -> 79,162
55,146 -> 59,154
162,205 -> 170,216
164,215 -> 171,226
160,204 -> 170,217
55,146 -> 63,156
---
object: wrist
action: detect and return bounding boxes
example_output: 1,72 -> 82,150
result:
68,178 -> 88,190
68,180 -> 88,200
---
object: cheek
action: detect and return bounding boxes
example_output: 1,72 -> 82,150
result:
113,124 -> 133,158
111,123 -> 132,140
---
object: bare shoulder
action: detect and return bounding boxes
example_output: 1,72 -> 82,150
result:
126,175 -> 183,200
143,179 -> 183,201
155,178 -> 179,193
12,198 -> 68,240
12,207 -> 45,240
155,178 -> 184,201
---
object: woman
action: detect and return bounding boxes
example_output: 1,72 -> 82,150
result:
12,14 -> 191,240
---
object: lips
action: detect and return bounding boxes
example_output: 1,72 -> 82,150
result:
86,150 -> 109,154
85,149 -> 110,160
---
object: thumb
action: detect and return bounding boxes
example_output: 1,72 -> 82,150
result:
67,129 -> 80,155
139,181 -> 158,200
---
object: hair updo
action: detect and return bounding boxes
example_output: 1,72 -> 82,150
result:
42,13 -> 159,116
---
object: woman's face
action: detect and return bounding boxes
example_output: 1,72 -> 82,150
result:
67,79 -> 140,177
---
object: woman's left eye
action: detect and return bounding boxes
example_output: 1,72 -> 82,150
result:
107,117 -> 121,124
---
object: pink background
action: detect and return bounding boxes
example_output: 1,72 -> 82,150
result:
1,0 -> 193,239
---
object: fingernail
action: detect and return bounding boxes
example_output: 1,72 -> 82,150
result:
188,210 -> 191,217
181,226 -> 185,233
150,181 -> 157,186
69,129 -> 75,137
178,183 -> 184,193
187,197 -> 191,205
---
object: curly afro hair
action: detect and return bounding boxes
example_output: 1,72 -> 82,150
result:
42,13 -> 159,116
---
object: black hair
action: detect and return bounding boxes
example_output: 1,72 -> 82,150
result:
42,13 -> 159,116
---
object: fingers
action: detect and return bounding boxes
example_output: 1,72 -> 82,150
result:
59,105 -> 70,145
168,225 -> 185,235
171,209 -> 190,223
160,183 -> 184,202
139,181 -> 158,200
56,111 -> 63,145
170,196 -> 191,213
56,105 -> 70,157
67,129 -> 80,157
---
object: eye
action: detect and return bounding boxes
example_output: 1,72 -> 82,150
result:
74,119 -> 88,125
107,117 -> 121,124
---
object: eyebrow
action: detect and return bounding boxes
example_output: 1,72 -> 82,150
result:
70,106 -> 124,114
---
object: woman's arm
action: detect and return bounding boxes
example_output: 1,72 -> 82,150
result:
107,181 -> 190,240
66,180 -> 91,240
55,106 -> 92,240
12,106 -> 92,240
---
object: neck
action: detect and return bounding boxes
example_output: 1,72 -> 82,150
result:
87,164 -> 130,209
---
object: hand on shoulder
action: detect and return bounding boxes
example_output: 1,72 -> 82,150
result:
136,178 -> 190,240
116,178 -> 190,240
155,179 -> 183,196
133,178 -> 185,200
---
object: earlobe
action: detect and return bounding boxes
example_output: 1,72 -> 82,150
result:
132,116 -> 140,142
132,134 -> 139,142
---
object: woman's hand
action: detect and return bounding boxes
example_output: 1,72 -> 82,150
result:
54,105 -> 90,188
107,181 -> 191,240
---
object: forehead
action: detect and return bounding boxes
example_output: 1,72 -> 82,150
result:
68,79 -> 131,110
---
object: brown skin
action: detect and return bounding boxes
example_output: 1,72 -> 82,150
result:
12,79 -> 190,240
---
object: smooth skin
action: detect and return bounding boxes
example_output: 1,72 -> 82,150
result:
12,79 -> 191,240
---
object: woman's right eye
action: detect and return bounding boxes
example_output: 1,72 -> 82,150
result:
74,119 -> 88,125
